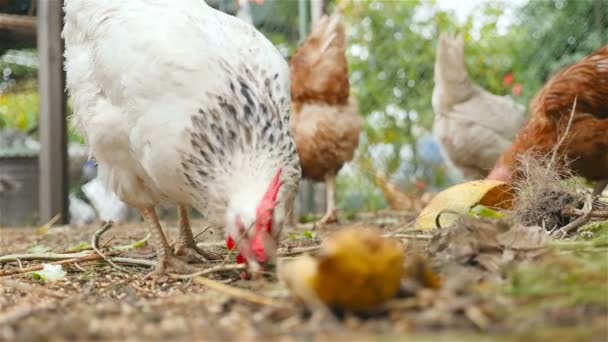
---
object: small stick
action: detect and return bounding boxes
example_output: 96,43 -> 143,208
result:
169,226 -> 212,248
73,263 -> 87,273
91,221 -> 131,273
562,208 -> 608,218
0,251 -> 92,264
384,233 -> 433,240
112,257 -> 156,267
170,264 -> 246,280
196,242 -> 225,248
113,234 -> 151,251
552,193 -> 595,238
41,213 -> 62,229
192,276 -> 285,308
277,246 -> 320,257
547,97 -> 577,175
0,253 -> 102,277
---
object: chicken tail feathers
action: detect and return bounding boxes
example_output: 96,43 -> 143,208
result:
290,11 -> 349,105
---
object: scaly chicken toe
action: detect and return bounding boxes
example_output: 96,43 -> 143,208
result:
173,206 -> 221,262
145,254 -> 199,279
139,206 -> 198,278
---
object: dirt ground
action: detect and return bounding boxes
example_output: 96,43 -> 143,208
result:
0,211 -> 607,341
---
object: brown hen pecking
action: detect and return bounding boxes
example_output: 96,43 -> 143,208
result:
290,12 -> 362,224
488,46 -> 608,196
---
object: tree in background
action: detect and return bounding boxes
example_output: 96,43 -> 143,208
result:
337,0 -> 606,211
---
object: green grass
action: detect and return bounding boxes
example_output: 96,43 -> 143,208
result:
505,222 -> 608,307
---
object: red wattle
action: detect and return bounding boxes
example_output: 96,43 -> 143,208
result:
251,234 -> 268,263
226,236 -> 235,250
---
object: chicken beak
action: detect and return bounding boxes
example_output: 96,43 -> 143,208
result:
242,259 -> 263,280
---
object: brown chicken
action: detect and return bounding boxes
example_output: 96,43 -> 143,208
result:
290,12 -> 362,223
488,46 -> 608,196
375,170 -> 431,212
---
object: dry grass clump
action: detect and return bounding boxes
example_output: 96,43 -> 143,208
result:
510,153 -> 586,231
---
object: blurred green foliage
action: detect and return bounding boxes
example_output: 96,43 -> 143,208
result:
0,89 -> 38,132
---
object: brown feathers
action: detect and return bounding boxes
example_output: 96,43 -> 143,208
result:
492,45 -> 608,182
290,13 -> 350,107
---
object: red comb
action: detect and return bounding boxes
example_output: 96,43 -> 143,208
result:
256,168 -> 283,218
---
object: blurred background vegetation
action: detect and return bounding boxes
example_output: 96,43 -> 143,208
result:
0,0 -> 605,214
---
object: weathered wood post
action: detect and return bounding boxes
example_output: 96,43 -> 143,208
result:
38,0 -> 68,224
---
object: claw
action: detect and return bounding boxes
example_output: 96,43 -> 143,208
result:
144,254 -> 199,280
174,243 -> 221,263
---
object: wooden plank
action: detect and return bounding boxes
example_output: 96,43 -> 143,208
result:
0,14 -> 37,54
0,13 -> 36,34
37,0 -> 68,225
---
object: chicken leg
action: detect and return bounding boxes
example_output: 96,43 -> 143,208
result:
173,205 -> 220,262
140,206 -> 197,278
318,175 -> 338,224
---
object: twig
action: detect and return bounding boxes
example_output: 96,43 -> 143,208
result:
111,257 -> 156,267
192,276 -> 285,307
196,242 -> 225,248
552,193 -> 595,238
113,234 -> 151,251
194,226 -> 213,239
384,233 -> 433,240
170,264 -> 246,280
73,263 -> 87,273
562,208 -> 608,218
0,251 -> 91,263
91,221 -> 131,273
277,245 -> 320,257
40,213 -> 62,229
169,226 -> 213,248
0,253 -> 103,277
546,96 -> 577,175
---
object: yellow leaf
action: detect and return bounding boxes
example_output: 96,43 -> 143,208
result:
415,180 -> 513,231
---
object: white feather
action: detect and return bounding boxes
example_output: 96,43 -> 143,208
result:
63,0 -> 299,232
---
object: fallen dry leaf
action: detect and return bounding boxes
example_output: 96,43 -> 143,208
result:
279,227 -> 404,313
428,216 -> 549,281
415,180 -> 513,231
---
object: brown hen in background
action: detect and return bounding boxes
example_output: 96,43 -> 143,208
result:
290,12 -> 362,224
488,45 -> 608,196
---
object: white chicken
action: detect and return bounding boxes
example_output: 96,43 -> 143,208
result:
432,33 -> 526,180
62,0 -> 301,276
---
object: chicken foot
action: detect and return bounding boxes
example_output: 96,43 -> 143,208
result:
140,206 -> 198,278
318,175 -> 338,224
174,205 -> 220,262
